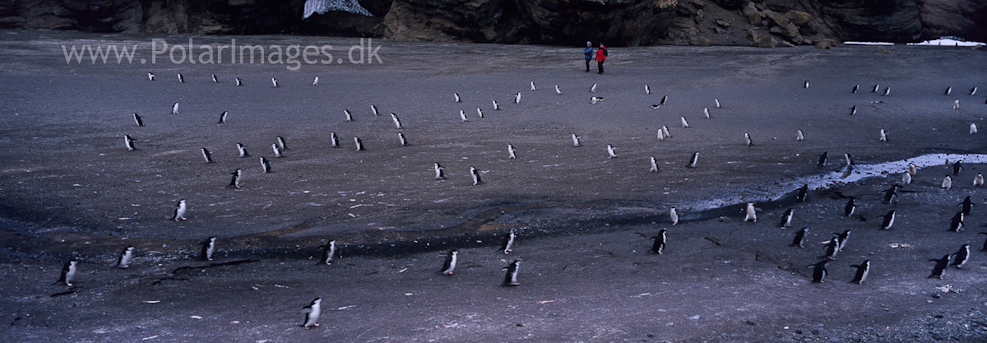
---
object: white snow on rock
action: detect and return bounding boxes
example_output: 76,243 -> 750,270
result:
303,0 -> 373,18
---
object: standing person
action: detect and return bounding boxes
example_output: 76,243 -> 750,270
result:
596,43 -> 608,74
583,41 -> 593,72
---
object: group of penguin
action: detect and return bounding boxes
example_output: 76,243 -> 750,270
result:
58,70 -> 983,330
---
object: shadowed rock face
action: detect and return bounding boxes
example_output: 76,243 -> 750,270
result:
0,0 -> 984,46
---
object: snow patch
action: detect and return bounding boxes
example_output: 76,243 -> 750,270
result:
303,0 -> 373,19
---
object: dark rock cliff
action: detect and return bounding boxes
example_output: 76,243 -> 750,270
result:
1,0 -> 984,47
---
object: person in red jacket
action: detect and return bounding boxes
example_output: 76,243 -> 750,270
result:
596,43 -> 608,74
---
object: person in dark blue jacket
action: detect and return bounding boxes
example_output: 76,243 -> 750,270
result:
583,41 -> 593,72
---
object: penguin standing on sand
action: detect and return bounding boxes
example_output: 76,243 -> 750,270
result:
744,203 -> 756,222
948,212 -> 964,232
173,199 -> 187,221
803,80 -> 810,89
329,132 -> 340,148
499,228 -> 516,254
908,163 -> 917,176
651,229 -> 667,254
645,84 -> 651,94
779,208 -> 795,228
703,107 -> 710,119
434,163 -> 446,180
507,144 -> 517,159
470,166 -> 482,185
57,259 -> 78,286
796,184 -> 809,202
818,152 -> 828,167
398,132 -> 409,146
669,207 -> 679,225
879,210 -> 895,230
660,95 -> 668,105
571,134 -> 581,147
851,84 -> 859,93
929,255 -> 950,279
476,108 -> 484,118
687,152 -> 699,168
971,123 -> 978,135
371,104 -> 379,116
201,237 -> 216,261
271,77 -> 279,88
177,73 -> 184,83
744,132 -> 753,147
344,109 -> 353,122
459,109 -> 468,122
823,236 -> 840,260
147,72 -> 155,81
502,260 -> 521,286
950,244 -> 970,269
454,93 -> 461,103
260,157 -> 272,173
662,125 -> 671,138
835,230 -> 850,251
945,86 -> 952,95
791,227 -> 809,248
171,102 -> 179,115
809,260 -> 828,283
124,134 -> 136,151
272,144 -> 284,158
236,143 -> 249,158
514,92 -> 521,104
590,83 -> 597,93
211,74 -> 218,83
217,111 -> 228,124
354,137 -> 364,151
844,198 -> 856,217
276,136 -> 287,150
301,298 -> 322,329
530,82 -> 536,91
850,105 -> 857,115
235,77 -> 243,86
323,240 -> 337,265
974,173 -> 984,187
607,144 -> 617,159
492,99 -> 500,110
390,113 -> 403,129
882,86 -> 891,96
680,117 -> 690,128
952,161 -> 963,176
117,246 -> 134,269
650,156 -> 660,172
959,196 -> 974,215
942,175 -> 953,190
441,250 -> 458,276
902,172 -> 912,185
312,76 -> 319,86
796,129 -> 804,141
849,260 -> 870,284
882,185 -> 899,204
971,86 -> 978,96
555,85 -> 562,95
872,84 -> 880,93
879,129 -> 888,142
954,100 -> 961,110
133,113 -> 144,127
227,169 -> 241,189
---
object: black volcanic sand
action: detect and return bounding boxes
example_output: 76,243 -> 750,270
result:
2,30 -> 987,341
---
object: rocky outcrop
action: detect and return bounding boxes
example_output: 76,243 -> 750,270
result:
0,0 -> 984,46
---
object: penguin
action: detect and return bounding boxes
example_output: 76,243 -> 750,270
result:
555,85 -> 562,95
260,156 -> 272,173
650,156 -> 660,173
147,72 -> 155,81
942,175 -> 953,190
660,95 -> 668,105
201,237 -> 216,261
744,132 -> 753,147
344,109 -> 353,122
796,184 -> 809,202
227,169 -> 241,188
211,74 -> 218,83
809,260 -> 828,283
235,77 -> 242,86
908,163 -> 917,176
57,259 -> 78,286
884,183 -> 900,204
851,84 -> 859,93
390,113 -> 403,129
979,232 -> 987,251
669,207 -> 678,225
901,172 -> 912,185
952,161 -> 963,176
217,111 -> 228,124
680,117 -> 690,128
803,80 -> 809,89
590,83 -> 597,93
371,104 -> 379,116
199,148 -> 213,163
953,100 -> 960,110
441,249 -> 458,276
460,109 -> 468,122
514,92 -> 521,104
959,196 -> 974,215
117,246 -> 134,269
271,77 -> 279,88
173,199 -> 187,221
651,229 -> 667,254
571,133 -> 581,147
714,99 -> 721,108
492,99 -> 500,110
236,143 -> 249,158
872,83 -> 880,93
499,228 -> 515,254
848,260 -> 870,285
656,130 -> 665,141
850,105 -> 857,115
177,73 -> 184,83
507,144 -> 517,159
662,125 -> 671,138
744,202 -> 756,222
606,144 -> 617,159
591,96 -> 604,104
971,123 -> 978,135
879,210 -> 895,230
823,236 -> 840,260
796,129 -> 804,141
312,76 -> 319,86
354,137 -> 364,151
502,260 -> 522,286
301,298 -> 322,329
835,230 -> 850,251
454,92 -> 461,103
882,86 -> 891,96
971,86 -> 978,96
476,108 -> 484,118
879,129 -> 887,142
276,136 -> 287,150
703,107 -> 710,119
470,166 -> 482,185
323,240 -> 336,265
434,163 -> 446,180
272,144 -> 284,158
818,151 -> 828,167
329,132 -> 339,148
844,153 -> 855,166
779,208 -> 795,228
398,132 -> 409,146
844,198 -> 855,217
133,113 -> 144,127
687,152 -> 699,168
945,86 -> 952,95
950,244 -> 970,269
975,173 -> 984,187
791,227 -> 809,248
171,102 -> 179,115
948,212 -> 964,232
929,255 -> 949,279
530,81 -> 536,91
124,134 -> 136,151
645,84 -> 651,94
